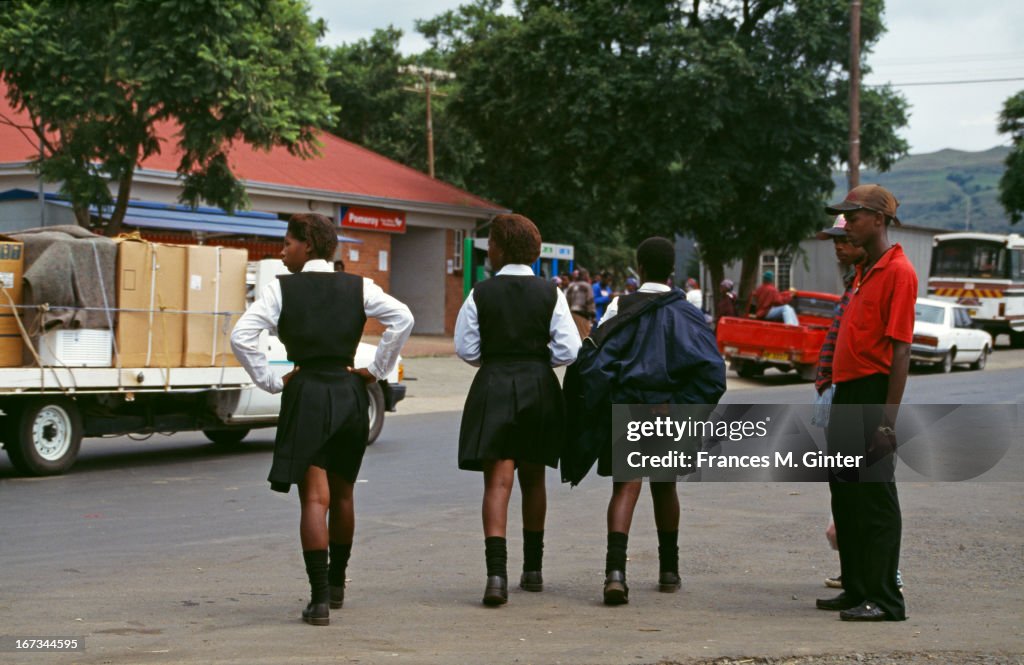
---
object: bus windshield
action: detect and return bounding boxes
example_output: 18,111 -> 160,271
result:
930,240 -> 1007,279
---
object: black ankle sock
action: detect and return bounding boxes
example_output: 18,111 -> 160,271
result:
302,549 -> 329,604
606,531 -> 628,575
523,529 -> 544,572
328,541 -> 352,587
484,536 -> 508,578
657,530 -> 679,573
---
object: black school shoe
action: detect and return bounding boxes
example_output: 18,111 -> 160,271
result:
329,584 -> 345,609
603,570 -> 629,605
658,572 -> 681,593
839,601 -> 904,621
483,575 -> 508,606
519,571 -> 543,592
816,592 -> 862,611
302,601 -> 330,626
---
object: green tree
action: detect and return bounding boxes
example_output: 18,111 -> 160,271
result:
419,0 -> 909,305
0,0 -> 333,236
324,27 -> 481,190
997,90 -> 1024,224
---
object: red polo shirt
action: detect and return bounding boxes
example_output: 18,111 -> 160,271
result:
833,244 -> 918,383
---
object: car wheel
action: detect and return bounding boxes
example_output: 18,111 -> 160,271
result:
970,346 -> 989,370
940,349 -> 954,373
203,428 -> 251,447
4,397 -> 83,476
366,382 -> 385,446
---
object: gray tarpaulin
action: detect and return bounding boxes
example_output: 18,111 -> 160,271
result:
10,226 -> 118,337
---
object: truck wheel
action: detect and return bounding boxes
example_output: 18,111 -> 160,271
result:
203,429 -> 251,447
796,363 -> 818,382
4,397 -> 83,476
734,360 -> 763,379
366,382 -> 386,446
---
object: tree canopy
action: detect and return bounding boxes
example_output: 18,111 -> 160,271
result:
418,0 -> 908,301
997,90 -> 1024,224
0,0 -> 333,235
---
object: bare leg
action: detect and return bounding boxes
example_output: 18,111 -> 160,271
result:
298,465 -> 330,550
650,481 -> 679,531
482,459 -> 516,537
607,480 -> 643,534
327,472 -> 355,544
517,461 -> 547,532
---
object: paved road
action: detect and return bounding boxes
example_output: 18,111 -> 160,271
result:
0,357 -> 1021,664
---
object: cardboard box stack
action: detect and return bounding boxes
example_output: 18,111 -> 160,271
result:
0,236 -> 25,367
115,239 -> 247,368
184,246 -> 246,367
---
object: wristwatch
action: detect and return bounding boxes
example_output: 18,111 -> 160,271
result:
877,425 -> 896,437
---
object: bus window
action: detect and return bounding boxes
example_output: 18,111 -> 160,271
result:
931,240 -> 1007,278
1013,249 -> 1024,281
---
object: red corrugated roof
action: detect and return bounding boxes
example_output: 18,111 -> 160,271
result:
0,84 -> 503,213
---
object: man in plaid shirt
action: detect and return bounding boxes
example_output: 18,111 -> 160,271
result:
814,215 -> 866,395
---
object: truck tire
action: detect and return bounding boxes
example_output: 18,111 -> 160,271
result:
734,360 -> 763,379
796,363 -> 818,382
366,382 -> 385,446
4,397 -> 83,476
203,428 -> 251,447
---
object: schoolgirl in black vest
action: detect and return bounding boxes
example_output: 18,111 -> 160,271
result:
454,214 -> 581,605
231,214 -> 413,626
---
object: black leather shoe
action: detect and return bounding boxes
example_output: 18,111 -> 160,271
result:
603,570 -> 629,605
658,571 -> 681,593
482,575 -> 508,606
329,584 -> 345,609
519,571 -> 543,592
840,601 -> 889,621
302,601 -> 330,626
816,592 -> 861,611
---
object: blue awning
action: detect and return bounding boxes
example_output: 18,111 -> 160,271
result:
8,191 -> 361,243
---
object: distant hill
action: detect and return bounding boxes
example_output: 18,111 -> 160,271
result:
833,146 -> 1017,233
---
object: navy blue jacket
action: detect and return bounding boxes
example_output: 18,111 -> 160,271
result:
561,289 -> 726,485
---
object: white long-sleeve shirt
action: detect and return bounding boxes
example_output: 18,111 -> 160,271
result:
599,281 -> 672,326
230,259 -> 414,393
454,264 -> 581,367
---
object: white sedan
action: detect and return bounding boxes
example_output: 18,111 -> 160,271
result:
911,298 -> 993,372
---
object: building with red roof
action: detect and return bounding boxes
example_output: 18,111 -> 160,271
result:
0,86 -> 506,334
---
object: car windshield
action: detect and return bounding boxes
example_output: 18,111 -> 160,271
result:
915,303 -> 945,324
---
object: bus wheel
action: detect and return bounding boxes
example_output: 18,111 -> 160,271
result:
4,397 -> 83,476
1011,331 -> 1024,349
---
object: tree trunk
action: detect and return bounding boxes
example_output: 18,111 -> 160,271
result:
737,243 -> 762,316
707,260 -> 725,321
73,204 -> 91,229
104,167 -> 135,238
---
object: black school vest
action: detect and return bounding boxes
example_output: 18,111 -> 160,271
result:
474,274 -> 557,363
278,272 -> 366,366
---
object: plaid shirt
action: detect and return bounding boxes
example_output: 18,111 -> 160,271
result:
814,269 -> 856,395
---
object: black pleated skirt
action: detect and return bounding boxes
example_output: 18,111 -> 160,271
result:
268,366 -> 370,492
458,360 -> 565,471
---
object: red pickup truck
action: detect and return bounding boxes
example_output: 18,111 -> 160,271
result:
716,290 -> 841,381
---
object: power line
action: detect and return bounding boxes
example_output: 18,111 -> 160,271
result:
866,76 -> 1024,88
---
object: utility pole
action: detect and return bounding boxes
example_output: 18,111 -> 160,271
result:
399,65 -> 456,179
848,0 -> 861,190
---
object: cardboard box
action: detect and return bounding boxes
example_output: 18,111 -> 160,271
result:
115,240 -> 186,367
183,245 -> 247,367
0,236 -> 25,367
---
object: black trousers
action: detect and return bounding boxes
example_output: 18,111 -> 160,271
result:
827,373 -> 906,620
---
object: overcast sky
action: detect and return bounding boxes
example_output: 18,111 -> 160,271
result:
308,0 -> 1024,155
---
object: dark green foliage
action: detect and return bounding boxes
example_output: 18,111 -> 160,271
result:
997,90 -> 1024,224
0,0 -> 333,235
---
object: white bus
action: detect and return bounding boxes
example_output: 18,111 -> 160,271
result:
928,232 -> 1024,347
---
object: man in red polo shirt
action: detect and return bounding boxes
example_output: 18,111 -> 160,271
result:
814,184 -> 916,622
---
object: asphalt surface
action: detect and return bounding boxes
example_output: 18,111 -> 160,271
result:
0,354 -> 1021,664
